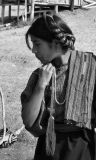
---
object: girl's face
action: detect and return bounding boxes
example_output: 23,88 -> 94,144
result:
31,35 -> 61,64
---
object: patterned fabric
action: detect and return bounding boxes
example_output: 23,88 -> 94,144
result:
64,51 -> 96,129
45,50 -> 96,129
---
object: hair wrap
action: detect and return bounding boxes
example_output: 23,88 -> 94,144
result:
43,14 -> 75,50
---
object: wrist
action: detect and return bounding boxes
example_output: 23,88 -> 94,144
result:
36,82 -> 46,91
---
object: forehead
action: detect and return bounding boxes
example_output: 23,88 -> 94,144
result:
31,35 -> 43,43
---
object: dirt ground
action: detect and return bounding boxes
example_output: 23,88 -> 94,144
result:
0,6 -> 96,160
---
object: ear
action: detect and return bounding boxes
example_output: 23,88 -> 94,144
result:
52,40 -> 61,51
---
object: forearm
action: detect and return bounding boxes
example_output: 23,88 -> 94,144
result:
22,64 -> 54,129
22,83 -> 45,128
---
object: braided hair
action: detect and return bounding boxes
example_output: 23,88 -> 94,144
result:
26,14 -> 75,51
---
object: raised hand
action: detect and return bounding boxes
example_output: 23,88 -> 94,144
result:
38,63 -> 55,89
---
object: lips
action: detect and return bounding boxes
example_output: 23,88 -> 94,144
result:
35,54 -> 42,60
35,54 -> 40,59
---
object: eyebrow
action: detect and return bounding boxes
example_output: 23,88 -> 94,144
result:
31,39 -> 40,43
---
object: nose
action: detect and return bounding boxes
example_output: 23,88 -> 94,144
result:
32,45 -> 37,54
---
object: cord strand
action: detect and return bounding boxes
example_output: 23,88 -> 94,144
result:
0,87 -> 24,146
53,69 -> 66,105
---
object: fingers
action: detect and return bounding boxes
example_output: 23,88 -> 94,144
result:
42,63 -> 55,72
46,63 -> 53,70
42,64 -> 51,70
39,63 -> 55,87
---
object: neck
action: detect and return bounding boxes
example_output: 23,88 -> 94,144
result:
51,49 -> 71,68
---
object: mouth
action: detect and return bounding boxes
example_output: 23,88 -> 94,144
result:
35,54 -> 47,64
35,54 -> 43,61
35,54 -> 40,59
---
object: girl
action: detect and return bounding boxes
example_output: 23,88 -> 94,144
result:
21,14 -> 96,160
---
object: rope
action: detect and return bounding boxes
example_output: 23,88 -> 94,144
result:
0,87 -> 7,146
0,87 -> 24,147
54,68 -> 65,105
46,67 -> 66,155
46,68 -> 56,155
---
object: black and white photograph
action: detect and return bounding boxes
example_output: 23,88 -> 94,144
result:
0,0 -> 96,160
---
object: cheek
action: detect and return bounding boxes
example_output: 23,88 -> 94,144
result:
39,46 -> 52,59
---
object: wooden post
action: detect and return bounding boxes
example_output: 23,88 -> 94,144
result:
9,5 -> 11,20
27,0 -> 30,13
25,0 -> 27,21
27,5 -> 29,13
30,0 -> 35,22
1,2 -> 5,24
70,0 -> 74,11
17,0 -> 20,23
79,0 -> 82,6
54,5 -> 58,14
78,0 -> 82,6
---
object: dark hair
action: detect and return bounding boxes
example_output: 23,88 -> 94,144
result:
26,14 -> 75,50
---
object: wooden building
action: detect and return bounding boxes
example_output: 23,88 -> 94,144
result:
0,0 -> 83,24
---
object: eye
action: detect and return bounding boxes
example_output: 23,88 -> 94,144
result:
35,43 -> 40,47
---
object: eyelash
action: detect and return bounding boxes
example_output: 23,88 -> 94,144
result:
36,43 -> 40,46
32,42 -> 40,49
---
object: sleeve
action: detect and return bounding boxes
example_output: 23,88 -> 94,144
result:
21,68 -> 39,104
21,68 -> 49,137
92,55 -> 96,128
92,81 -> 96,128
25,100 -> 49,137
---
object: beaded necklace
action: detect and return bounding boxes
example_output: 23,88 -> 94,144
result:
46,67 -> 67,155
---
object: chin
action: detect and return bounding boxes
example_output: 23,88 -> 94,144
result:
40,58 -> 51,65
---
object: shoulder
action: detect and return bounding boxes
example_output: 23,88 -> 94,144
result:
24,67 -> 40,91
27,68 -> 40,84
72,50 -> 96,60
75,50 -> 96,57
29,67 -> 40,79
21,67 -> 40,103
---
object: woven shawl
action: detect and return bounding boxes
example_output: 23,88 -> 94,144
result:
65,50 -> 96,129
